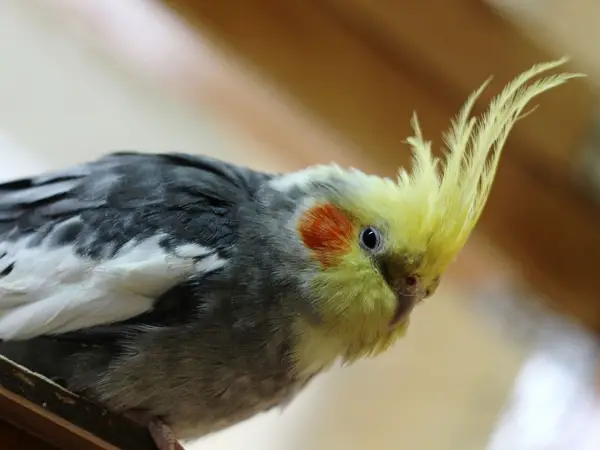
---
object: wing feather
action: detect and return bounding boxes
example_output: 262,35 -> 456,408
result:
0,152 -> 265,340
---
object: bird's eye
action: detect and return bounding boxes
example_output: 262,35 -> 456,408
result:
359,226 -> 383,253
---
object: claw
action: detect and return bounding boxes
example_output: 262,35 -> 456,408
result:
148,419 -> 186,450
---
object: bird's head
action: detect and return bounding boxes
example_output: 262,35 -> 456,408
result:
267,58 -> 582,375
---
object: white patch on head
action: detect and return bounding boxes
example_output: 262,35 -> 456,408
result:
0,233 -> 226,340
269,164 -> 348,193
270,164 -> 344,236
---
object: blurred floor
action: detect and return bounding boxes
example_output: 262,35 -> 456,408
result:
0,1 -> 599,450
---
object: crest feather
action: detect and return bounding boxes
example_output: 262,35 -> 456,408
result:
402,57 -> 585,274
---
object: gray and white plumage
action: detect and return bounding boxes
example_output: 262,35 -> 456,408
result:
0,152 -> 247,340
0,60 -> 573,447
0,151 -> 313,439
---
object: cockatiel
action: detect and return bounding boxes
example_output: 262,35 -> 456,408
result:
0,59 -> 583,449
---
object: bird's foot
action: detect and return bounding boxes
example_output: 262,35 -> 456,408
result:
148,419 -> 186,450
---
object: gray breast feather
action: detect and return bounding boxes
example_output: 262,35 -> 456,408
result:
0,151 -> 269,340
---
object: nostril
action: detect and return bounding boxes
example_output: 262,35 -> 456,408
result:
405,275 -> 418,287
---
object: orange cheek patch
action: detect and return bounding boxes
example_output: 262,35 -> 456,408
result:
298,203 -> 355,267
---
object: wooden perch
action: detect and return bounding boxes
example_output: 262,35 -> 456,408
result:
0,356 -> 157,450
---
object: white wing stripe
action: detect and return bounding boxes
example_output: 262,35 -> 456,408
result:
0,234 -> 227,340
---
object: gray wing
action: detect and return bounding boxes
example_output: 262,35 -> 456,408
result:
0,151 -> 268,340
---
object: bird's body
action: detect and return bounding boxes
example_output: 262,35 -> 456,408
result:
0,59 -> 582,448
0,152 -> 315,439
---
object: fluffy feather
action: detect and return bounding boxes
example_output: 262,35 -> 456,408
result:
0,152 -> 259,340
0,234 -> 225,340
400,57 -> 584,276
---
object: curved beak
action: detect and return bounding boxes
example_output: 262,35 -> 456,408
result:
388,290 -> 424,328
377,256 -> 434,329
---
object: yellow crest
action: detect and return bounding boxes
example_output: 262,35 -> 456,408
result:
397,57 -> 585,277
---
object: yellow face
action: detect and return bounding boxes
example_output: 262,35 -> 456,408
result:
296,186 -> 444,368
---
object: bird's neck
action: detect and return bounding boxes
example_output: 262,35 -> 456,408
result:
290,317 -> 345,377
290,312 -> 409,378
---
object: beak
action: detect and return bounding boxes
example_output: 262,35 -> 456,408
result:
376,256 -> 432,329
388,289 -> 426,329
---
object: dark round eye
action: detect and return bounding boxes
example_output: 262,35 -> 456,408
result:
359,226 -> 383,252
